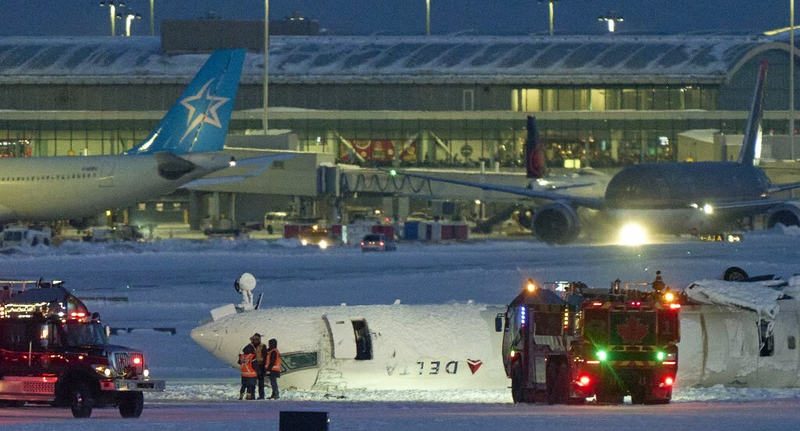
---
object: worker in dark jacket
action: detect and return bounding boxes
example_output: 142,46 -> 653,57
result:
244,333 -> 269,399
265,338 -> 282,400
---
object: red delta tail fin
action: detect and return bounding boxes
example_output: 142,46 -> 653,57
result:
525,115 -> 547,178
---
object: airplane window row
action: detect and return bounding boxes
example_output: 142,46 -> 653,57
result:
1,172 -> 99,182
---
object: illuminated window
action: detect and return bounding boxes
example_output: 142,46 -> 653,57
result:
590,89 -> 606,111
156,203 -> 164,212
137,203 -> 146,211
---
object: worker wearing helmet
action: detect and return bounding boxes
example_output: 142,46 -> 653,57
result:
265,338 -> 282,400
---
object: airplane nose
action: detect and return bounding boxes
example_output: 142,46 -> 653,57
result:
190,326 -> 220,353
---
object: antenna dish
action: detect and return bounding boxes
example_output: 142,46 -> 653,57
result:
235,273 -> 257,310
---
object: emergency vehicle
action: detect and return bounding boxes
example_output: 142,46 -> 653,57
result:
0,279 -> 165,418
498,277 -> 681,404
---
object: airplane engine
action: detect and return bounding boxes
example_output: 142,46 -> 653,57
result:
766,202 -> 800,228
532,201 -> 581,244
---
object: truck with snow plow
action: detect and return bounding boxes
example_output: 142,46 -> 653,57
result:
498,277 -> 682,404
0,279 -> 164,417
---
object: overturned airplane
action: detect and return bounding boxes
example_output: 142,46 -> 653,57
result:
190,271 -> 800,391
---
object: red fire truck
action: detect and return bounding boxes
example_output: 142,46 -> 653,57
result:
0,279 -> 165,418
498,277 -> 681,404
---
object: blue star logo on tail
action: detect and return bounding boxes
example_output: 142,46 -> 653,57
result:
180,79 -> 230,143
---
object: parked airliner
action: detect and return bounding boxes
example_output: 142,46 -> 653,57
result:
0,49 -> 289,226
190,272 -> 800,391
399,61 -> 800,244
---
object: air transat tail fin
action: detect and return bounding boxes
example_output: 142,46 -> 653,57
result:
525,115 -> 547,178
126,49 -> 246,155
737,60 -> 767,166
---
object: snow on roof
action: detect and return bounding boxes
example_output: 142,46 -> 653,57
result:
0,33 -> 781,86
684,279 -> 795,319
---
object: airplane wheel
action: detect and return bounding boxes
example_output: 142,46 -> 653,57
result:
266,225 -> 274,235
723,266 -> 748,282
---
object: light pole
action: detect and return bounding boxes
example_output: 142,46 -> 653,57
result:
149,0 -> 155,36
598,12 -> 623,33
118,11 -> 141,37
100,1 -> 122,36
263,0 -> 270,134
792,0 -> 796,160
538,0 -> 558,36
426,0 -> 431,36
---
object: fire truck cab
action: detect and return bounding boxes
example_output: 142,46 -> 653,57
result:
0,279 -> 165,418
498,277 -> 681,405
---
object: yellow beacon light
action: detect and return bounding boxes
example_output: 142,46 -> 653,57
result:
663,292 -> 675,303
525,278 -> 536,293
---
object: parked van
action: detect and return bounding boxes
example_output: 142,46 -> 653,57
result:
263,212 -> 289,235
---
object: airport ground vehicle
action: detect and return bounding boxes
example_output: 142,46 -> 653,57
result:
0,225 -> 51,247
499,277 -> 681,404
0,279 -> 165,418
360,234 -> 396,251
299,225 -> 333,249
263,211 -> 289,235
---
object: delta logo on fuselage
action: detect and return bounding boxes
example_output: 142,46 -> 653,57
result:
386,359 -> 484,377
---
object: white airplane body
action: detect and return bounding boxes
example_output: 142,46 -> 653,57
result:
0,49 -> 290,226
191,278 -> 800,391
0,152 -> 229,222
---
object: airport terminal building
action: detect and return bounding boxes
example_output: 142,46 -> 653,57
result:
0,25 -> 799,226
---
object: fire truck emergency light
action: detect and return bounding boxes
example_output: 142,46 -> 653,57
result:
525,279 -> 536,293
596,350 -> 608,361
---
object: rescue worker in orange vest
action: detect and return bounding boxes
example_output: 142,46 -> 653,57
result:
265,338 -> 282,400
238,348 -> 257,400
245,333 -> 269,399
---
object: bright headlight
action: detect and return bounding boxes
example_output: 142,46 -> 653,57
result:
318,240 -> 328,249
93,365 -> 115,377
618,223 -> 648,246
300,239 -> 308,246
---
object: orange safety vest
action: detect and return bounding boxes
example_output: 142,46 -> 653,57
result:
239,353 -> 256,378
268,349 -> 281,372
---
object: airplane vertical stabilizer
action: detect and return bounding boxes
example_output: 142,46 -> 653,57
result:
126,49 -> 246,155
737,60 -> 768,166
525,115 -> 547,178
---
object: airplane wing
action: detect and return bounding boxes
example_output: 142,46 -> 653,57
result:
182,153 -> 295,189
767,181 -> 800,194
706,198 -> 787,211
398,172 -> 606,210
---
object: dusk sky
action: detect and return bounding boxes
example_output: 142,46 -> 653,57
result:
0,1 -> 794,37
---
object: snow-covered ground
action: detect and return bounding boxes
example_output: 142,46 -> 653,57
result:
1,228 -> 800,429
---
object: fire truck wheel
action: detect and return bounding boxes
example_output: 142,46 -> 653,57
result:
0,401 -> 25,407
596,385 -> 623,405
69,381 -> 93,418
630,385 -> 646,405
119,392 -> 144,418
546,361 -> 569,405
511,365 -> 527,404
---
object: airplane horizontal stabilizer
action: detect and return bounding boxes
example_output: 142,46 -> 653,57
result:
181,153 -> 295,189
126,49 -> 246,156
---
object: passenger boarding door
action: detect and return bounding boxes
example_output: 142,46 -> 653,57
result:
100,162 -> 115,187
323,314 -> 357,359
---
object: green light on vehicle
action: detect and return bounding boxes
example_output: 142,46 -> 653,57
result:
656,351 -> 665,361
389,169 -> 397,176
596,350 -> 608,361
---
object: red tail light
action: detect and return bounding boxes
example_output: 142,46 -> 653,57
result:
360,241 -> 365,246
664,376 -> 674,386
670,303 -> 681,310
379,241 -> 385,246
578,375 -> 591,386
